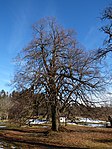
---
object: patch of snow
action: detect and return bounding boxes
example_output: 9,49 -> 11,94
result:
0,126 -> 6,128
67,122 -> 77,125
29,119 -> 47,125
87,123 -> 105,127
77,118 -> 106,124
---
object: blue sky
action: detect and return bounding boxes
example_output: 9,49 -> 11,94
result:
0,0 -> 111,92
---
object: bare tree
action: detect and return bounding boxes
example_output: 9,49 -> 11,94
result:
92,5 -> 112,129
13,17 -> 105,131
96,5 -> 112,58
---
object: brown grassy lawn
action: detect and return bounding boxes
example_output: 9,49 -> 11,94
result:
0,125 -> 112,148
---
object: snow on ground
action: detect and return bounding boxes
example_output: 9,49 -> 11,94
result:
30,119 -> 47,124
26,119 -> 47,125
78,118 -> 106,123
68,117 -> 108,127
26,117 -> 110,128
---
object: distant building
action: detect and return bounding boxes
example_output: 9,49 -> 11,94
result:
60,116 -> 66,123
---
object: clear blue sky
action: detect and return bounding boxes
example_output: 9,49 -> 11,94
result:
0,0 -> 111,92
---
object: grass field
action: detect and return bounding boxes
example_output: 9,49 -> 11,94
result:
0,125 -> 112,148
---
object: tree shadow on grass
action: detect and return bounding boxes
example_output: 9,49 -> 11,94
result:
67,128 -> 112,134
0,138 -> 88,149
95,139 -> 112,143
1,126 -> 112,135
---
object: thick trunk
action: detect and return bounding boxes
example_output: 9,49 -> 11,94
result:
51,105 -> 59,131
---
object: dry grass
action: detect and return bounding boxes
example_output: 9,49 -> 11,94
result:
0,125 -> 112,148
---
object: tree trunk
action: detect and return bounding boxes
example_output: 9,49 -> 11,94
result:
51,105 -> 59,131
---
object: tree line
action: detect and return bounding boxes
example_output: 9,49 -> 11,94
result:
0,89 -> 111,126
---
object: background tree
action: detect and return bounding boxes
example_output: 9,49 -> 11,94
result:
8,90 -> 33,125
97,5 -> 112,58
13,17 -> 105,131
0,90 -> 11,120
95,5 -> 112,127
